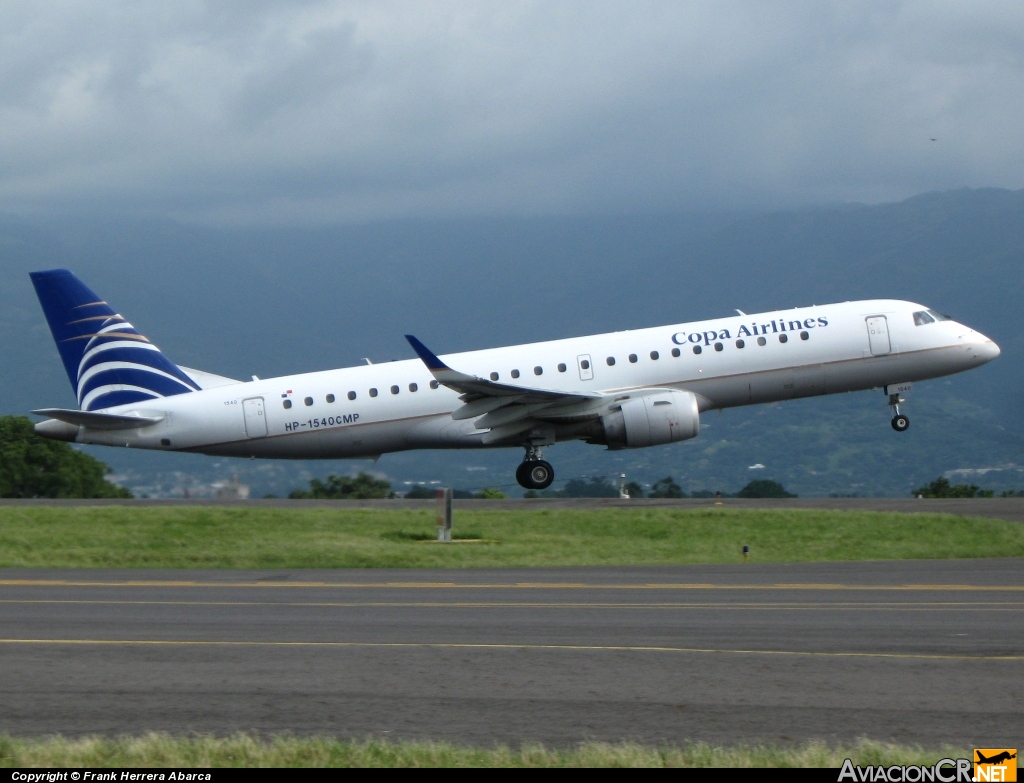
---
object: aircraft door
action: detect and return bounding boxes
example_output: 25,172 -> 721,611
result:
577,354 -> 594,381
866,316 -> 891,356
243,397 -> 268,438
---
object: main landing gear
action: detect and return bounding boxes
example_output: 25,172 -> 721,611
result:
516,446 -> 555,490
889,392 -> 910,432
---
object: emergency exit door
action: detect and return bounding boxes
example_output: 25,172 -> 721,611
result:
577,354 -> 594,381
866,316 -> 891,356
243,397 -> 268,438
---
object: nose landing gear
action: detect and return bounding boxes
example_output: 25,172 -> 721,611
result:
516,446 -> 555,490
889,391 -> 910,432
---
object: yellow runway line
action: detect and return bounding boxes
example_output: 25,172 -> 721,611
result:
0,637 -> 1021,661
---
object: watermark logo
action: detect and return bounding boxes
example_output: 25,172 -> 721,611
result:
974,749 -> 1017,782
837,751 -> 1018,782
838,758 -> 972,782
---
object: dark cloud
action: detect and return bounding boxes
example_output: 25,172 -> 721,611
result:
0,1 -> 1022,223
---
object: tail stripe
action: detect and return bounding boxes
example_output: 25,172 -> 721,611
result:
77,363 -> 197,405
77,341 -> 162,380
81,385 -> 169,412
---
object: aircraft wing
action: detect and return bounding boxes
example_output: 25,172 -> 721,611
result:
405,335 -> 607,443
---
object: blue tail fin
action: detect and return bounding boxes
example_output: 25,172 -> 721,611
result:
30,269 -> 200,411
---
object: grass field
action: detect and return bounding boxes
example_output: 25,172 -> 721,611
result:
0,734 -> 974,768
0,505 -> 1022,568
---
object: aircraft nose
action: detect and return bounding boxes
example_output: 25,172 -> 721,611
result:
971,337 -> 1000,364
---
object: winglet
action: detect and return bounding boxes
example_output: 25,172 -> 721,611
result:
405,335 -> 451,372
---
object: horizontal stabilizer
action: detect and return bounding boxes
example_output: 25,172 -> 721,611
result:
32,408 -> 165,430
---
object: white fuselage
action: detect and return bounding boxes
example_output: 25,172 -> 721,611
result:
71,299 -> 999,459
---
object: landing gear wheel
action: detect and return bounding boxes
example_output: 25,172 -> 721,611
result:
515,461 -> 532,488
527,460 -> 554,490
516,460 -> 555,490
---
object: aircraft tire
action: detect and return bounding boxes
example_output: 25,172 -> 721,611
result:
516,460 -> 555,490
527,460 -> 555,490
515,462 -> 532,489
891,414 -> 910,432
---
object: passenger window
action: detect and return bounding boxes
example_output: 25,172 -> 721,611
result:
580,359 -> 591,370
511,369 -> 520,379
628,354 -> 638,363
369,387 -> 378,397
534,366 -> 543,375
326,394 -> 336,403
800,331 -> 809,340
348,391 -> 356,400
390,385 -> 399,395
757,337 -> 767,346
490,372 -> 499,380
430,380 -> 439,390
283,399 -> 292,409
557,363 -> 567,372
409,383 -> 418,392
650,351 -> 659,360
714,342 -> 723,352
779,334 -> 788,343
692,346 -> 702,355
607,357 -> 616,366
671,347 -> 680,358
304,397 -> 313,406
735,339 -> 745,349
913,311 -> 935,326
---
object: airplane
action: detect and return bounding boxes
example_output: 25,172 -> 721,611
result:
976,751 -> 1016,765
29,269 -> 1000,490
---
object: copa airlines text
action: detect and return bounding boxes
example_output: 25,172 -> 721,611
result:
30,270 -> 999,490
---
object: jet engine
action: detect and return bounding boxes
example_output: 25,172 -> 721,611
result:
592,389 -> 700,449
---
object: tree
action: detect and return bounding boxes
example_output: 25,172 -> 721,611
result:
737,479 -> 796,498
558,477 -> 620,498
912,477 -> 984,498
648,476 -> 685,498
475,487 -> 507,499
289,472 -> 393,499
0,416 -> 132,498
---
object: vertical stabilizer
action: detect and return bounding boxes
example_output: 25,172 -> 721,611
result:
30,269 -> 200,411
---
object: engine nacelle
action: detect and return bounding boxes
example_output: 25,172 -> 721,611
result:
596,389 -> 700,449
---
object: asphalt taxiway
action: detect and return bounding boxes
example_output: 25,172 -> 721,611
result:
1,558 -> 1021,746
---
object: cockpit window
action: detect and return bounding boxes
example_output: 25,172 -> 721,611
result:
927,309 -> 951,321
913,311 -> 935,326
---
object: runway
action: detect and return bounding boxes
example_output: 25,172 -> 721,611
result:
1,559 -> 1021,747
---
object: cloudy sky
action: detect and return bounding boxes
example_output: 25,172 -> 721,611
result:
1,0 -> 1022,224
